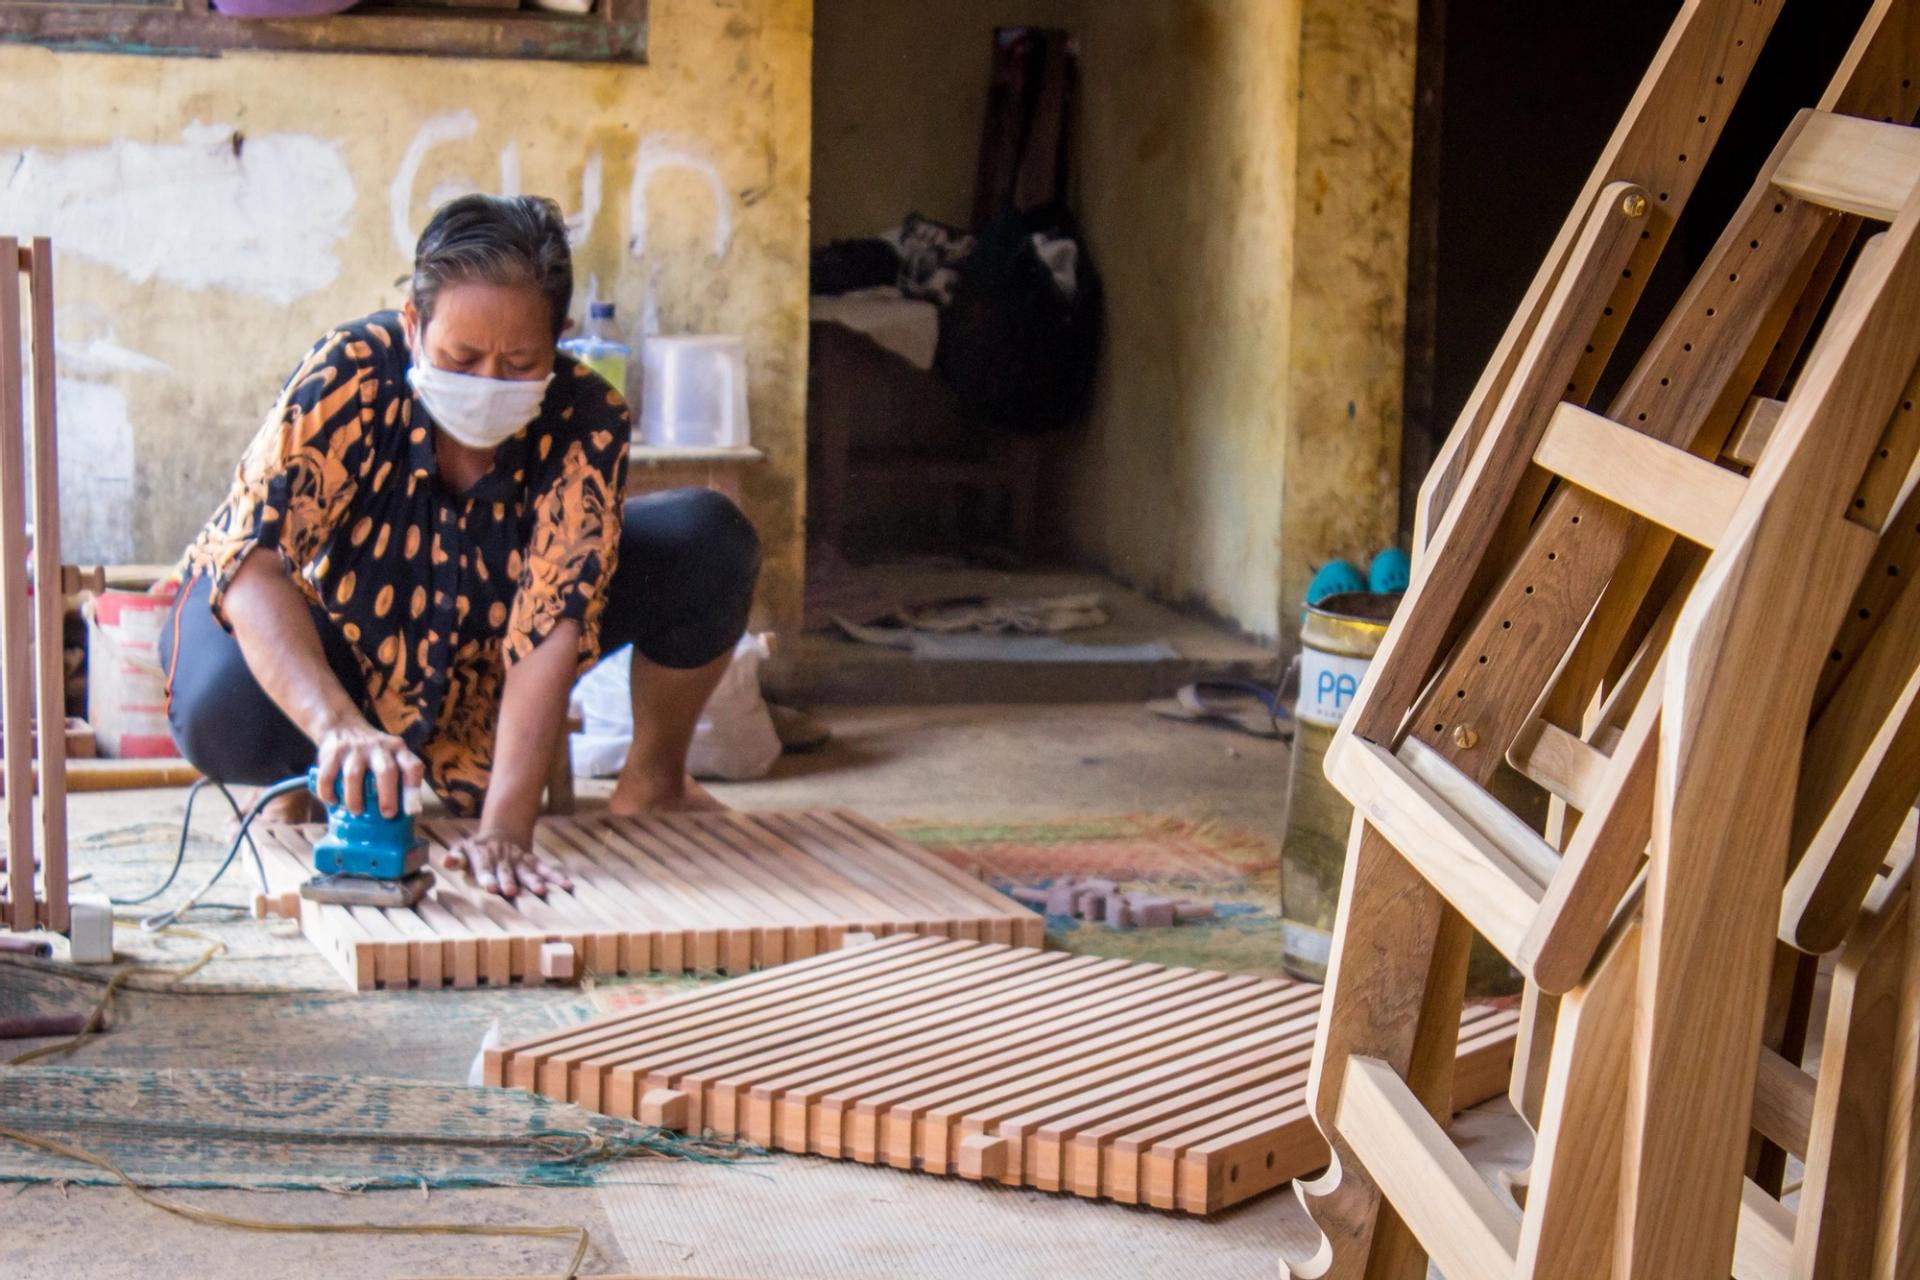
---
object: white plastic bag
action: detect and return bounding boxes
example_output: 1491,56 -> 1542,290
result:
569,634 -> 782,782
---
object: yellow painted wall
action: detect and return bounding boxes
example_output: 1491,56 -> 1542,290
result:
1277,0 -> 1418,630
0,0 -> 813,627
1060,0 -> 1300,638
810,0 -> 1084,245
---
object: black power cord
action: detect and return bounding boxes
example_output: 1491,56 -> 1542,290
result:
120,774 -> 310,931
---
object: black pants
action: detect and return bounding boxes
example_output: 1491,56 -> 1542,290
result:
158,488 -> 761,787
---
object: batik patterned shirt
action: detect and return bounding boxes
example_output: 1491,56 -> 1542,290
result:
181,310 -> 630,815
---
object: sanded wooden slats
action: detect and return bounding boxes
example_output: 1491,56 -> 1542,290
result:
254,810 -> 1039,992
492,936 -> 1519,1216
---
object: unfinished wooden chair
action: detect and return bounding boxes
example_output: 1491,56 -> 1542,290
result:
1292,105 -> 1920,1280
0,237 -> 71,940
1730,819 -> 1920,1280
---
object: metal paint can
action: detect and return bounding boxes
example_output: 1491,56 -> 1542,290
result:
1280,590 -> 1396,982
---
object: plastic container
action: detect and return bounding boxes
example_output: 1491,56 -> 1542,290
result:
559,302 -> 632,403
640,335 -> 750,449
85,587 -> 182,759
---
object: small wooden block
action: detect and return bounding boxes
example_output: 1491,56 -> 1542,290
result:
958,1133 -> 1009,1180
538,941 -> 576,982
639,1088 -> 690,1131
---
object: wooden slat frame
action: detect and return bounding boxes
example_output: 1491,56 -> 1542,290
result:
254,810 -> 1043,992
0,239 -> 69,937
1296,9 -> 1920,1277
491,934 -> 1521,1217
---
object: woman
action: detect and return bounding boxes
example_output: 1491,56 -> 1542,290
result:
159,194 -> 761,900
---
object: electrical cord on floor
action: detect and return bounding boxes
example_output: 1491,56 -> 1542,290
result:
111,777 -> 260,906
134,774 -> 310,933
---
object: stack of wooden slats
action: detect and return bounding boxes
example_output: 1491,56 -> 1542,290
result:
1287,3 -> 1920,1277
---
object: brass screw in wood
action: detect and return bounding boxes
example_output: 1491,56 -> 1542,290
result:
1621,191 -> 1649,218
1452,725 -> 1480,750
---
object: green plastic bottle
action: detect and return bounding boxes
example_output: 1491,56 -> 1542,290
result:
561,302 -> 631,401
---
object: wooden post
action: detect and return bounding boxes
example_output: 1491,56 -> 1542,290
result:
0,241 -> 38,934
25,240 -> 67,935
0,239 -> 74,938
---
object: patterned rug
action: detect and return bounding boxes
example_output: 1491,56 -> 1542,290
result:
896,815 -> 1284,976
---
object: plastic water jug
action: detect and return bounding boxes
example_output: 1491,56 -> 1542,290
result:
640,335 -> 750,449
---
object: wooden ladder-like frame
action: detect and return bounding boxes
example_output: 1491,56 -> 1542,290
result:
1302,125 -> 1920,1280
0,238 -> 72,939
1285,4 -> 1920,1275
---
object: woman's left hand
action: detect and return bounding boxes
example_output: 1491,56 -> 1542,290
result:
442,830 -> 574,899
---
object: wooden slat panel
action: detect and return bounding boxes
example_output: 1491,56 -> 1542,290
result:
259,811 -> 1039,992
493,937 -> 1518,1216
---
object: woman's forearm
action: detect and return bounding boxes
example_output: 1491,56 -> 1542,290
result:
481,620 -> 581,845
222,548 -> 366,741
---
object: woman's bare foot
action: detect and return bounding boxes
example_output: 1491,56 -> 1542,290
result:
607,771 -> 728,816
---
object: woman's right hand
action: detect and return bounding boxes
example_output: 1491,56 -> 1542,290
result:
315,719 -> 426,818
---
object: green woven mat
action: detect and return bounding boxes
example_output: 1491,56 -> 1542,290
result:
0,1066 -> 741,1192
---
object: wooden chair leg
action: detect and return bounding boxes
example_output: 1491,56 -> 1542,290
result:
1795,873 -> 1910,1278
1874,822 -> 1920,1277
1291,818 -> 1471,1280
1516,922 -> 1639,1278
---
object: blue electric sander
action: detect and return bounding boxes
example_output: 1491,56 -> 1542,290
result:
298,766 -> 434,909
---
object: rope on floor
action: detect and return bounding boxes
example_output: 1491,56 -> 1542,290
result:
0,1121 -> 592,1278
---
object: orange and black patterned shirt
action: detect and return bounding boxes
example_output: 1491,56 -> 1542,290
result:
181,311 -> 630,815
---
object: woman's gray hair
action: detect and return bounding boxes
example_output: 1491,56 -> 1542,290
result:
410,194 -> 573,340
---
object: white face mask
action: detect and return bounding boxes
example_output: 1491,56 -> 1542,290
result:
407,356 -> 553,451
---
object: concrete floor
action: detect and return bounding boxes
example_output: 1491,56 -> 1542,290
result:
773,563 -> 1280,705
3,702 -> 1354,1279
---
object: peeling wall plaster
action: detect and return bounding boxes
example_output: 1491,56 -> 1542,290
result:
2,123 -> 355,305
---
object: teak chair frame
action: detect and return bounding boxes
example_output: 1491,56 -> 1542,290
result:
1285,4 -> 1920,1277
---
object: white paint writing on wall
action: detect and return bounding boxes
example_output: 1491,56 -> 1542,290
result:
389,110 -> 480,256
628,133 -> 733,260
390,112 -> 607,254
1,123 -> 355,305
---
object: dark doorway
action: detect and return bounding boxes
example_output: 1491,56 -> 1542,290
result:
1402,0 -> 1881,535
